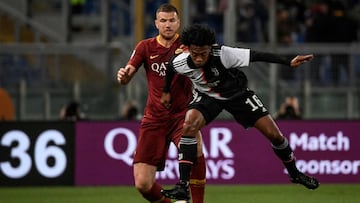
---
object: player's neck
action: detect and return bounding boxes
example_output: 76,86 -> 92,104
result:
157,34 -> 179,48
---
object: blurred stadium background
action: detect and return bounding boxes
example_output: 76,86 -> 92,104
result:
0,0 -> 359,120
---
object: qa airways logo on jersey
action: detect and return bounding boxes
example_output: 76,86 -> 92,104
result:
151,62 -> 167,76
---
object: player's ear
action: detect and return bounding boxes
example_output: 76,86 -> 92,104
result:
154,19 -> 159,29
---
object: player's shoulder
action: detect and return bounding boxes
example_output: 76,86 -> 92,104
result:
136,37 -> 157,47
211,44 -> 222,56
172,51 -> 189,62
171,51 -> 189,69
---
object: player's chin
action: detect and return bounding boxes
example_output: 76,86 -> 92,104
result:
162,32 -> 176,39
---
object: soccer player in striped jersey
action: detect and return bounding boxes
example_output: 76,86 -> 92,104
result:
161,24 -> 319,201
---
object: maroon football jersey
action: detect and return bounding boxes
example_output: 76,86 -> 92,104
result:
127,35 -> 193,121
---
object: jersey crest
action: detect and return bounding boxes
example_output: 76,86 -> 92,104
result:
175,48 -> 183,55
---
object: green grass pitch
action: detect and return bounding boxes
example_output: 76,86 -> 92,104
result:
1,184 -> 359,203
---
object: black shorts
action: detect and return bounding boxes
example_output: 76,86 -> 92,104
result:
188,89 -> 269,128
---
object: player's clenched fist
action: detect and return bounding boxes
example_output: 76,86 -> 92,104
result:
117,66 -> 135,85
160,92 -> 171,109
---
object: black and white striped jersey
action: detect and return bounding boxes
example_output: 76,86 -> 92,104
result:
167,45 -> 251,100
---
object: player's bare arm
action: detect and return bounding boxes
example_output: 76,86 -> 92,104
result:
290,54 -> 314,67
249,50 -> 314,69
117,65 -> 136,85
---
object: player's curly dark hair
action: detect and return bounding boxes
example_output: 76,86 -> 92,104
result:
181,24 -> 216,46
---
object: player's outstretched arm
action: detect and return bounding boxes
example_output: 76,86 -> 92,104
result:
249,50 -> 313,68
290,54 -> 314,68
117,65 -> 136,85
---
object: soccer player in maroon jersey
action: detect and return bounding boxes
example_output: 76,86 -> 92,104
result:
117,4 -> 205,203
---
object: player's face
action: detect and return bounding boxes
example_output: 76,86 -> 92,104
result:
188,45 -> 211,67
155,11 -> 180,40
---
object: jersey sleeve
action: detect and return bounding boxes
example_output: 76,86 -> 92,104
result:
220,46 -> 250,69
127,40 -> 146,70
249,50 -> 291,65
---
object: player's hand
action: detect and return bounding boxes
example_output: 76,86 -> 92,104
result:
161,92 -> 171,109
290,54 -> 314,67
117,66 -> 131,84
